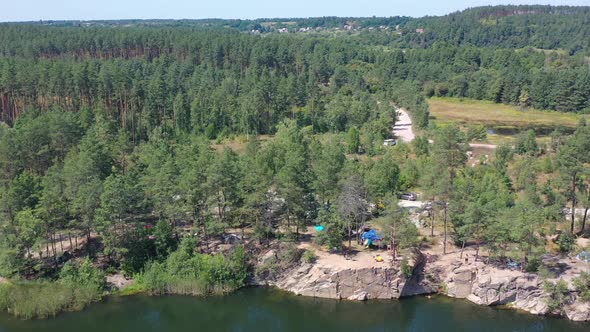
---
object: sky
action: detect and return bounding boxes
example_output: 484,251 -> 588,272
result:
1,0 -> 588,22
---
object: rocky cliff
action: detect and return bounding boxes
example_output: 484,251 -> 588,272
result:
273,263 -> 403,300
438,261 -> 590,322
255,249 -> 437,300
255,247 -> 590,322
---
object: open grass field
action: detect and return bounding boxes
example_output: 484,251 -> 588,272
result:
428,97 -> 589,145
428,97 -> 586,131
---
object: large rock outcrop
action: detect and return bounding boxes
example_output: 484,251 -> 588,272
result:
256,250 -> 434,301
254,247 -> 590,322
275,263 -> 403,300
443,262 -> 590,321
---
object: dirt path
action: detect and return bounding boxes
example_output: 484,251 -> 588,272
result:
469,143 -> 497,149
393,109 -> 415,143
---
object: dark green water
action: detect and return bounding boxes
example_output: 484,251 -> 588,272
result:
0,288 -> 588,332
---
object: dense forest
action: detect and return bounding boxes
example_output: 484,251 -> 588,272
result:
1,5 -> 590,319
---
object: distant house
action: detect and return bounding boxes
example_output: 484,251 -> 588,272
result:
278,28 -> 289,33
416,28 -> 424,34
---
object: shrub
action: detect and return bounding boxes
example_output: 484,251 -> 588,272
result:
544,279 -> 570,312
400,257 -> 413,279
314,210 -> 344,250
302,250 -> 317,264
153,220 -> 176,259
466,124 -> 487,142
255,259 -> 279,280
278,244 -> 303,266
538,266 -> 555,280
556,233 -> 576,253
573,271 -> 590,301
313,232 -> 328,246
119,226 -> 156,275
515,129 -> 538,156
137,261 -> 168,295
524,257 -> 540,273
137,242 -> 249,296
60,258 -> 106,292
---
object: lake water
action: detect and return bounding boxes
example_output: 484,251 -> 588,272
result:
0,287 -> 588,332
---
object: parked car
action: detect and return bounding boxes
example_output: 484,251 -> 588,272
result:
398,192 -> 417,201
383,139 -> 397,146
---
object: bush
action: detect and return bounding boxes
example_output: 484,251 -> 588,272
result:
524,257 -> 541,273
556,233 -> 576,253
466,125 -> 487,142
544,279 -> 570,312
313,232 -> 328,246
138,261 -> 168,295
278,244 -> 303,266
573,271 -> 590,301
314,210 -> 344,250
60,258 -> 106,292
400,257 -> 413,279
119,226 -> 156,275
514,129 -> 538,156
254,245 -> 305,281
137,240 -> 249,296
153,220 -> 177,260
538,266 -> 555,280
301,250 -> 317,264
254,258 -> 279,280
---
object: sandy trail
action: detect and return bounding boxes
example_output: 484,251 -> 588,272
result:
469,143 -> 497,149
393,109 -> 415,143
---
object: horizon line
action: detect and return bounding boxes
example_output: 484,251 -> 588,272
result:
1,4 -> 588,24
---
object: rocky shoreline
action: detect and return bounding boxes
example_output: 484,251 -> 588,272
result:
253,249 -> 590,322
441,260 -> 590,322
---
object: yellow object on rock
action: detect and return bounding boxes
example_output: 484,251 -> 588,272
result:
375,255 -> 383,262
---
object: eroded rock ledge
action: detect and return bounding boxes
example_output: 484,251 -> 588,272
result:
441,262 -> 590,322
255,249 -> 437,300
254,249 -> 590,322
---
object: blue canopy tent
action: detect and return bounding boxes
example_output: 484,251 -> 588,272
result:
361,229 -> 381,248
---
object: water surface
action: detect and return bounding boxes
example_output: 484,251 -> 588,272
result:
0,288 -> 588,332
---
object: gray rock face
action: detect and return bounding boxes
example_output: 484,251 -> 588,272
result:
445,265 -> 550,315
564,301 -> 590,321
274,263 -> 404,300
443,263 -> 590,321
256,249 -> 590,322
260,251 -> 429,301
259,250 -> 278,265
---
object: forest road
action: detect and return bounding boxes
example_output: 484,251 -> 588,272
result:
392,109 -> 415,143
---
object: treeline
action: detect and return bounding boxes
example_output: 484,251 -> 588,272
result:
0,107 -> 413,278
12,5 -> 590,52
0,29 -> 417,138
0,25 -> 588,139
401,5 -> 590,51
